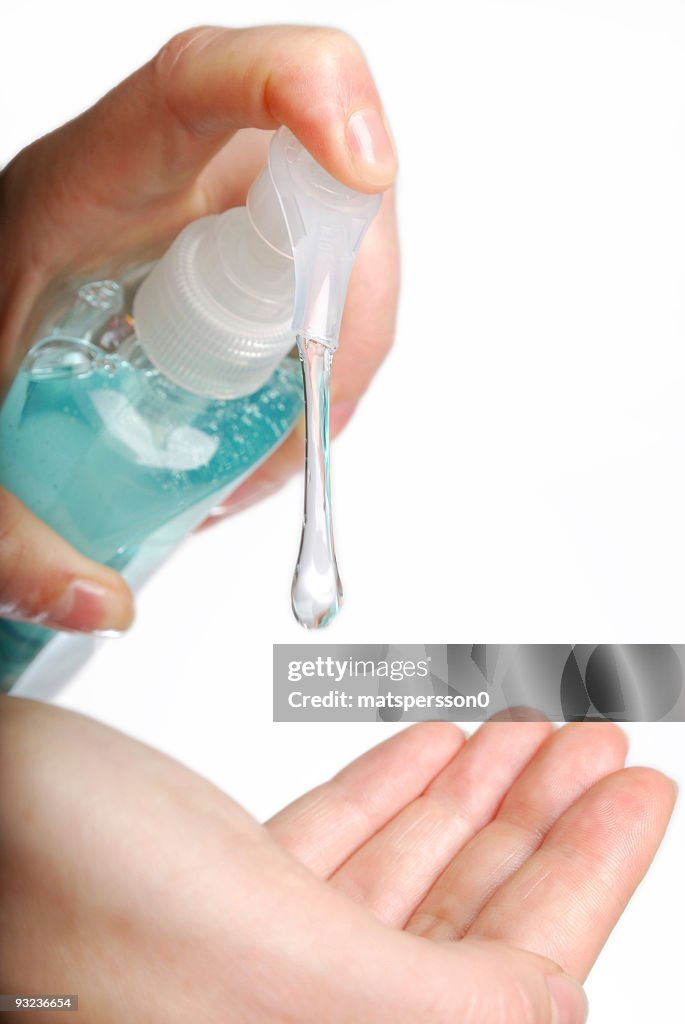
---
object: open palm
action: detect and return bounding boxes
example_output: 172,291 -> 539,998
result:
269,719 -> 671,977
0,698 -> 673,1023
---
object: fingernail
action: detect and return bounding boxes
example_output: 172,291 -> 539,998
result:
330,400 -> 357,436
45,579 -> 132,634
548,975 -> 589,1024
346,109 -> 397,179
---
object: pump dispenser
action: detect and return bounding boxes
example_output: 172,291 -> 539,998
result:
132,200 -> 295,399
267,129 -> 381,628
0,127 -> 381,691
132,128 -> 380,393
133,127 -> 381,629
266,127 -> 381,349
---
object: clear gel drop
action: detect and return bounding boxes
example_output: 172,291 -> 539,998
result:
291,334 -> 342,629
264,128 -> 381,628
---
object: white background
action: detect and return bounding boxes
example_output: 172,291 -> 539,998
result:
2,1 -> 685,1020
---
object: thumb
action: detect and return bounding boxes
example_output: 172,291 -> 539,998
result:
92,23 -> 397,197
0,24 -> 397,384
153,24 -> 398,192
391,934 -> 589,1024
0,489 -> 132,634
6,23 -> 396,232
445,940 -> 589,1024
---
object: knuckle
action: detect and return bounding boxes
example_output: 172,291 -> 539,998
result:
152,26 -> 230,138
153,26 -> 225,85
302,27 -> 365,75
310,26 -> 362,54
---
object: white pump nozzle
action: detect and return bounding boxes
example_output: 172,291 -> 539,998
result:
266,128 -> 381,351
133,128 -> 380,398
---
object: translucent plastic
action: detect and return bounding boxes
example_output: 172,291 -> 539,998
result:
0,281 -> 303,691
268,127 -> 382,350
133,208 -> 295,399
291,336 -> 342,628
265,129 -> 381,628
0,129 -> 383,688
247,166 -> 293,258
133,128 -> 383,403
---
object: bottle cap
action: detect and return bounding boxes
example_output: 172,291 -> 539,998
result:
133,128 -> 382,398
133,208 -> 294,399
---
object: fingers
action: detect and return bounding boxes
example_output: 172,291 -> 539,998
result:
406,723 -> 628,940
266,723 -> 465,876
449,940 -> 590,1024
464,766 -> 676,981
329,722 -> 553,924
0,488 -> 132,634
150,25 -> 396,192
380,928 -> 588,1024
4,25 -> 395,269
0,699 -> 589,1024
1,22 -> 399,418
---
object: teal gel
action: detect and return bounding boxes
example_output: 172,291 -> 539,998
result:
0,308 -> 303,690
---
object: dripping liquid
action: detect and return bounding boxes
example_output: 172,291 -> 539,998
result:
291,335 -> 343,629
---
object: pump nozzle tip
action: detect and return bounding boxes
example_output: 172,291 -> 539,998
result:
268,128 -> 381,350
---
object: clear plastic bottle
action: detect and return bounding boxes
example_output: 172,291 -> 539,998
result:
0,128 -> 381,693
0,179 -> 303,692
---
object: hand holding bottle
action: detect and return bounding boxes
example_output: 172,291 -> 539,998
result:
0,25 -> 399,636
